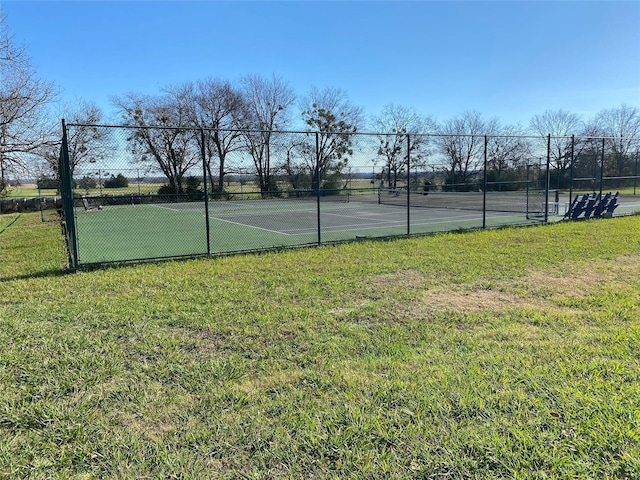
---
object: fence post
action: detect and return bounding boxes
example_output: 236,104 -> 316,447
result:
569,135 -> 575,211
406,134 -> 411,235
38,182 -> 45,223
316,132 -> 321,245
545,134 -> 551,223
59,119 -> 79,269
599,137 -> 605,198
201,128 -> 211,255
483,135 -> 487,229
634,150 -> 638,196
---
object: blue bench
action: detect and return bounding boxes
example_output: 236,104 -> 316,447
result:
564,192 -> 619,220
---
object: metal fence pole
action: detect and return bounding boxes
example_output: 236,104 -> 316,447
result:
545,134 -> 551,223
483,135 -> 488,229
634,150 -> 638,196
59,119 -> 79,269
406,134 -> 411,235
599,137 -> 605,197
569,135 -> 575,211
37,183 -> 44,223
316,132 -> 321,245
201,129 -> 211,255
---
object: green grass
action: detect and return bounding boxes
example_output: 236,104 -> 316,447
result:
3,185 -> 59,198
3,183 -> 160,198
2,212 -> 640,478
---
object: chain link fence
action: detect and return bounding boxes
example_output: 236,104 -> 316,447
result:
57,123 -> 640,268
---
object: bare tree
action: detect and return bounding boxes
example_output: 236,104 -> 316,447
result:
484,121 -> 532,190
436,111 -> 486,189
569,118 -> 606,184
111,92 -> 198,194
37,100 -> 108,194
0,13 -> 57,195
66,101 -> 109,172
371,104 -> 435,189
39,100 -> 108,179
170,79 -> 246,192
240,74 -> 295,195
298,86 -> 363,190
529,109 -> 583,180
594,104 -> 640,176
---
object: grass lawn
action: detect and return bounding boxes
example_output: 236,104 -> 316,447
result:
1,212 -> 640,478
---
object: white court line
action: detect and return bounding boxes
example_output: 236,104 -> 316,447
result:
209,216 -> 292,235
280,212 -> 500,234
157,202 -> 519,236
153,204 -> 182,211
152,204 -> 203,212
321,211 -> 393,224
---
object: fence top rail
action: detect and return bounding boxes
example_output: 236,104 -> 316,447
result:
63,122 -> 640,143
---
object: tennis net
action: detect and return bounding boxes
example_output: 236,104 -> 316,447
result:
375,188 -> 551,215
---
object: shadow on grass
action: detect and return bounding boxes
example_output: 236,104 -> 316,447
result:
0,268 -> 70,283
0,213 -> 22,236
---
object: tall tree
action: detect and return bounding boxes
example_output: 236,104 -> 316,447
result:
240,74 -> 295,195
40,100 -> 108,179
0,13 -> 57,195
111,92 -> 198,194
594,104 -> 640,176
37,100 -> 108,193
484,121 -> 532,189
436,111 -> 486,189
371,104 -> 435,189
65,101 -> 107,173
299,86 -> 362,190
170,79 -> 246,192
529,109 -> 583,179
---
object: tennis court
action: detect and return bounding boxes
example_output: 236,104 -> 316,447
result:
72,188 -> 640,265
74,194 -> 543,264
56,124 -> 640,267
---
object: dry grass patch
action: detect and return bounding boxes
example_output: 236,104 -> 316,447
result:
370,269 -> 427,289
371,255 -> 640,321
421,287 -> 541,314
527,256 -> 640,296
234,371 -> 303,397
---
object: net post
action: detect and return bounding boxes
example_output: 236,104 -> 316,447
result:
201,128 -> 211,255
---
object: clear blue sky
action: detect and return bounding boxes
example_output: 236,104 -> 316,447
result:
2,0 -> 639,129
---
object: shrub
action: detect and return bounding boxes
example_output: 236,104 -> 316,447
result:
157,184 -> 177,195
78,176 -> 98,190
103,174 -> 129,189
185,176 -> 202,194
37,177 -> 59,190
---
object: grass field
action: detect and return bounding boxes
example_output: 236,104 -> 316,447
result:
1,212 -> 640,478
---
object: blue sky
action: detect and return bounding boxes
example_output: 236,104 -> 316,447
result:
2,0 -> 639,129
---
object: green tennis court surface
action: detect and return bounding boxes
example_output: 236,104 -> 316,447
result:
74,198 -> 542,264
